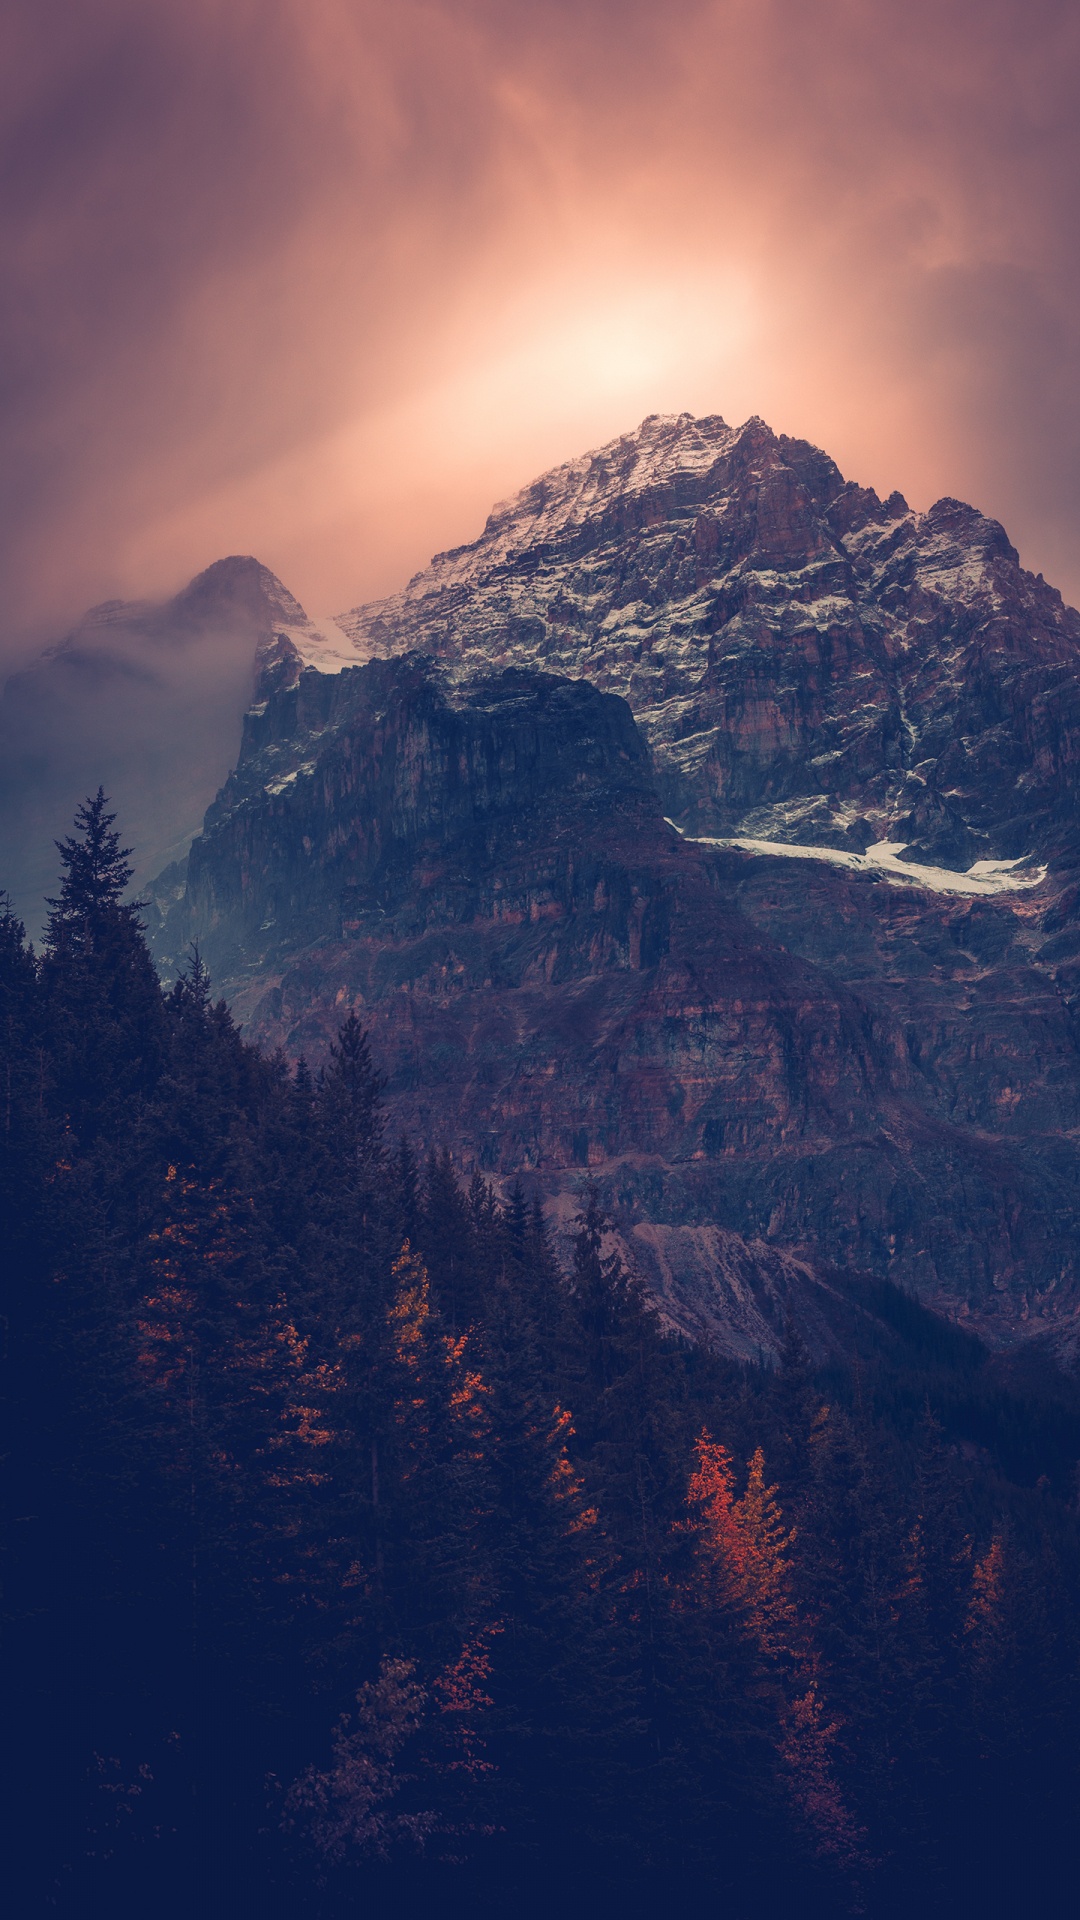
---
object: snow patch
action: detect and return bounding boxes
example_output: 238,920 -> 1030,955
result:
278,618 -> 364,675
667,824 -> 1047,897
265,759 -> 316,796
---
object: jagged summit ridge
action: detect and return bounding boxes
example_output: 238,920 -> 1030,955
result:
473,411 -> 744,550
331,410 -> 1080,870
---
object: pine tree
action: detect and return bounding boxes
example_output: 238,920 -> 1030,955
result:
959,1521 -> 1078,1904
559,1191 -> 691,1569
41,791 -> 165,1144
869,1410 -> 974,1902
769,1320 -> 820,1502
467,1250 -> 640,1879
381,1241 -> 493,1650
418,1149 -> 478,1332
152,946 -> 261,1178
680,1434 -> 864,1897
317,1012 -> 386,1188
391,1136 -> 421,1248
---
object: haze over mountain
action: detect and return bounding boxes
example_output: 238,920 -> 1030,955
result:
0,558 -> 356,936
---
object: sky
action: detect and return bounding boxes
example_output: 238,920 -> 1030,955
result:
4,0 -> 1080,657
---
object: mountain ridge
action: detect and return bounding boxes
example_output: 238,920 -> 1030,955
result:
139,413 -> 1080,1357
329,411 -> 1080,876
11,410 -> 1080,1360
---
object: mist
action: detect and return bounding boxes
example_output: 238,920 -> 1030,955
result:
0,558 -> 299,934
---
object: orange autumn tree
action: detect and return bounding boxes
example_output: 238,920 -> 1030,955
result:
287,1244 -> 504,1865
288,1236 -> 630,1873
684,1433 -> 866,1877
381,1241 -> 494,1624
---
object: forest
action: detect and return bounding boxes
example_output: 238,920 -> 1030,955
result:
3,793 -> 1080,1917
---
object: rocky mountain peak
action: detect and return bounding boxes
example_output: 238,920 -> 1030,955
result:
133,408 -> 1080,1360
475,410 -> 742,547
172,554 -> 307,625
333,410 -> 1080,871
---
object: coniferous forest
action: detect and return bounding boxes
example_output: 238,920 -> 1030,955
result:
4,796 -> 1080,1919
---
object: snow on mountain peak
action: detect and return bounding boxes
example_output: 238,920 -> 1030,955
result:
325,407 -> 1080,872
468,409 -> 741,550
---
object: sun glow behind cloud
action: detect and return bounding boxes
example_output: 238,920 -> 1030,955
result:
5,0 -> 1080,645
122,265 -> 759,612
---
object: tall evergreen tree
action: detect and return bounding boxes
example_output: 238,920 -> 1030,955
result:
41,790 -> 165,1144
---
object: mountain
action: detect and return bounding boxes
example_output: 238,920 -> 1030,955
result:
146,529 -> 1080,1359
0,556 -> 354,933
336,411 -> 1080,875
41,408 -> 1073,1356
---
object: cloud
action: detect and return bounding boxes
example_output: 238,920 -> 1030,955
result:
3,0 -> 1080,654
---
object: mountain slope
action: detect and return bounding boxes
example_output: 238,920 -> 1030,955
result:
150,649 -> 1080,1351
337,412 -> 1080,874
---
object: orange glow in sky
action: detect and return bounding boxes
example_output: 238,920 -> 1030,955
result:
4,0 -> 1080,644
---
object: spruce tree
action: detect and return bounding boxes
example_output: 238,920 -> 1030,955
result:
41,790 -> 165,1144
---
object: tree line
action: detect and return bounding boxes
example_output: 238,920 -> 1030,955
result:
3,793 -> 1079,1916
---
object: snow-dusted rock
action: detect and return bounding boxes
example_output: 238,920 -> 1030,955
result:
335,412 -> 1080,873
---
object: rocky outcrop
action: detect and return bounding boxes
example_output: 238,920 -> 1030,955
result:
151,652 -> 1080,1354
337,413 -> 1080,873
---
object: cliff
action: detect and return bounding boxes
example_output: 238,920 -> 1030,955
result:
151,646 -> 1080,1353
338,412 -> 1080,874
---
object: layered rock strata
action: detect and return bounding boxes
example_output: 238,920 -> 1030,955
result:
151,653 -> 1080,1352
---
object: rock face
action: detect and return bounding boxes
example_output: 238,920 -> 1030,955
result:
337,412 -> 1080,872
152,646 -> 1080,1353
0,556 -> 352,933
136,411 -> 1080,1355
